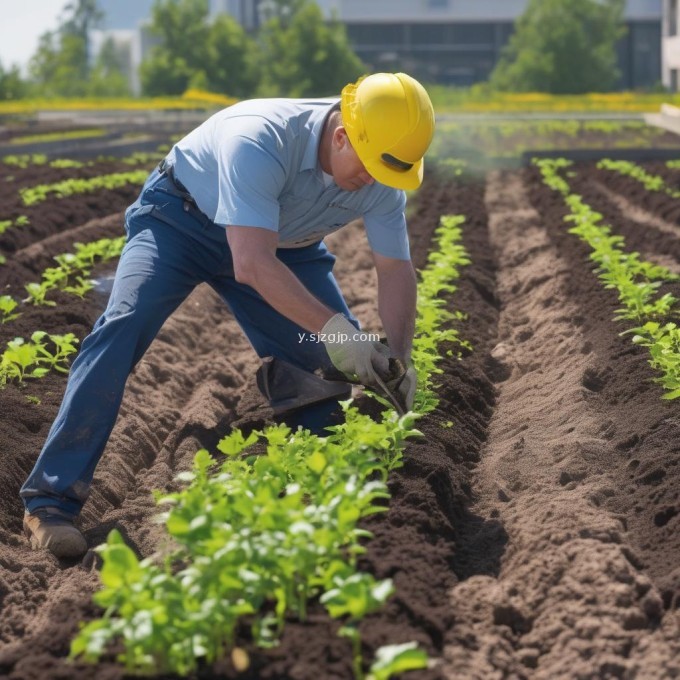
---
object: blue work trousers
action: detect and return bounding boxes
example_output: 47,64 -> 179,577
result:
20,168 -> 355,517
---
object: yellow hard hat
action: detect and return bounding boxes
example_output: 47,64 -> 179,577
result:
341,72 -> 435,190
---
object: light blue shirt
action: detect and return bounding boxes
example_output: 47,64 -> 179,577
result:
166,98 -> 410,260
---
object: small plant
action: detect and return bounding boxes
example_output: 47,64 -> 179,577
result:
23,236 -> 125,306
597,159 -> 680,199
20,170 -> 148,206
2,154 -> 48,168
0,331 -> 78,387
0,295 -> 21,323
0,214 -> 30,236
49,158 -> 85,169
367,642 -> 430,680
627,321 -> 680,399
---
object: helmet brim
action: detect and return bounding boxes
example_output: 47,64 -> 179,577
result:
364,156 -> 424,191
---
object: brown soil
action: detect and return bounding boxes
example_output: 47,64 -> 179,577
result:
593,161 -> 680,226
0,158 -> 679,680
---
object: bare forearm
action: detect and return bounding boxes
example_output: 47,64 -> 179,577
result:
377,261 -> 417,361
227,227 -> 336,332
247,254 -> 335,333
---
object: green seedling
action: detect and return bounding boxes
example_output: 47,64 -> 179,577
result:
23,236 -> 125,306
0,215 -> 30,235
2,154 -> 48,168
323,573 -> 394,678
598,159 -> 680,199
536,157 -> 680,400
49,159 -> 85,169
627,321 -> 680,399
0,331 -> 78,387
20,170 -> 147,206
0,295 -> 21,323
367,642 -> 430,680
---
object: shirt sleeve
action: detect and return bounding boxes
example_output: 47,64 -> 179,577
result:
214,133 -> 286,230
363,189 -> 410,260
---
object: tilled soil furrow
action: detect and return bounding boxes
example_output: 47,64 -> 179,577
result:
0,185 -> 140,254
591,162 -> 680,227
440,170 -> 680,680
0,212 -> 125,292
571,165 -> 680,267
357,174 -> 499,676
0,196 -> 452,679
526,168 -> 680,588
0,284 -> 255,675
587,181 -> 680,274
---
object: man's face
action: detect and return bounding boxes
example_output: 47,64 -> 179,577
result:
329,127 -> 376,191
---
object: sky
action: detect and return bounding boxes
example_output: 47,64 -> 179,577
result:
0,1 -> 70,72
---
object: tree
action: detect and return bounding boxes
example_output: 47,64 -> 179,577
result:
140,0 -> 259,97
28,0 -> 103,97
88,36 -> 131,97
29,30 -> 90,97
489,0 -> 626,94
61,0 -> 104,67
205,15 -> 261,97
0,60 -> 28,100
258,0 -> 364,97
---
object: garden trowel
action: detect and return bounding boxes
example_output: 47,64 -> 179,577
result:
257,356 -> 409,417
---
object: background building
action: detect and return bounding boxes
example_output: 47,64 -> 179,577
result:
310,0 -> 661,89
97,0 -> 663,94
663,0 -> 680,89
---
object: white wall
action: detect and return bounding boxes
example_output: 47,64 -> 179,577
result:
663,36 -> 680,75
662,0 -> 680,88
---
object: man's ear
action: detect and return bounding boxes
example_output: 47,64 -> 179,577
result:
332,126 -> 349,151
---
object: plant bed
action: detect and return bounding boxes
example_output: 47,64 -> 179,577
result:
2,153 -> 680,679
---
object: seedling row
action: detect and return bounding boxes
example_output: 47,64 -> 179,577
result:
535,158 -> 680,398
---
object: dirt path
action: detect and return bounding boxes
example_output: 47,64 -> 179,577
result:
441,171 -> 680,679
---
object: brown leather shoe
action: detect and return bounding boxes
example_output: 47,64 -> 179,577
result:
23,507 -> 87,558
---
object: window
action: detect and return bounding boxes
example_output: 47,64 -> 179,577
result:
671,0 -> 678,37
672,69 -> 678,92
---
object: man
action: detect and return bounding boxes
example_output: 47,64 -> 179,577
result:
21,72 -> 435,558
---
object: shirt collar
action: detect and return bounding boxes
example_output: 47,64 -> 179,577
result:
300,98 -> 340,172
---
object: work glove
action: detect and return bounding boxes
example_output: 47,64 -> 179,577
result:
322,313 -> 390,386
394,362 -> 417,411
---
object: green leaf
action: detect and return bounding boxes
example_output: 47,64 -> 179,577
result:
368,642 -> 429,680
99,530 -> 141,589
217,429 -> 259,456
307,450 -> 327,474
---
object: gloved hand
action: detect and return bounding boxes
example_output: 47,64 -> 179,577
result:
394,363 -> 417,411
322,313 -> 390,386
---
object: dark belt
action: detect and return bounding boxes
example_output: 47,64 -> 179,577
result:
156,158 -> 212,226
157,158 -> 196,204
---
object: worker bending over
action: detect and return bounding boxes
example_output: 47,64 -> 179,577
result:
21,72 -> 435,558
